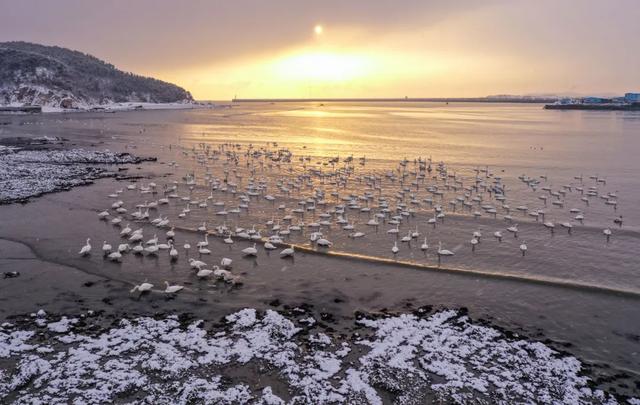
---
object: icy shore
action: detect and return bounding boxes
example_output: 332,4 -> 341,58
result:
0,307 -> 630,404
0,148 -> 151,204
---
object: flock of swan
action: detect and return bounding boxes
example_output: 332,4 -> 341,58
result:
78,141 -> 625,294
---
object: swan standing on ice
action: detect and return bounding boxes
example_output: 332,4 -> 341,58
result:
603,228 -> 612,242
391,241 -> 399,255
470,237 -> 479,252
79,238 -> 91,256
520,240 -> 527,256
420,237 -> 428,252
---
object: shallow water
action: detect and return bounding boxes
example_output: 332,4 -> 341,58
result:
1,102 -> 639,391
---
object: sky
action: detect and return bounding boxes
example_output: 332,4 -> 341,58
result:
1,0 -> 639,100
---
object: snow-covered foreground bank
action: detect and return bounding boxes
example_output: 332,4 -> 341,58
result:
0,148 -> 150,203
0,308 -> 631,404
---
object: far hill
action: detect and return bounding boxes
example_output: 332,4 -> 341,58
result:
0,41 -> 193,109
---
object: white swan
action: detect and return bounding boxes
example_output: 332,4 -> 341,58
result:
220,257 -> 233,268
169,242 -> 178,260
197,234 -> 209,248
130,282 -> 153,294
242,243 -> 258,256
79,238 -> 91,256
196,268 -> 214,278
280,247 -> 295,258
164,281 -> 184,294
144,241 -> 159,255
129,232 -> 143,242
437,241 -> 454,256
120,224 -> 132,236
520,240 -> 527,256
420,237 -> 428,251
132,242 -> 144,254
146,234 -> 159,245
189,258 -> 207,269
391,241 -> 399,254
102,241 -> 112,255
316,238 -> 333,247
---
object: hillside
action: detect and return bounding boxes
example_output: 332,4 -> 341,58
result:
0,41 -> 193,109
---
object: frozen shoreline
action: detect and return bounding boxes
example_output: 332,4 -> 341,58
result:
0,145 -> 154,204
1,307 -> 632,404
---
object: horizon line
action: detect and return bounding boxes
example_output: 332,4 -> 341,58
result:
229,96 -> 558,103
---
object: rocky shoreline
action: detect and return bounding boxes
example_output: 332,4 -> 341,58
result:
2,304 -> 633,404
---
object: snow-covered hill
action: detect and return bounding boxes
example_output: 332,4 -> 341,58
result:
0,42 -> 193,110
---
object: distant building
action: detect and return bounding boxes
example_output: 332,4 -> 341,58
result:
582,97 -> 609,104
624,93 -> 640,103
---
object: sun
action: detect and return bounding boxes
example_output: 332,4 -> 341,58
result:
314,25 -> 323,35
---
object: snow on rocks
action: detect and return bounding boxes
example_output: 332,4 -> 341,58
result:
0,308 -> 630,404
0,148 -> 150,203
46,316 -> 78,333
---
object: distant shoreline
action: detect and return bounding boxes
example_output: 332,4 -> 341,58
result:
232,97 -> 556,103
544,103 -> 640,111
